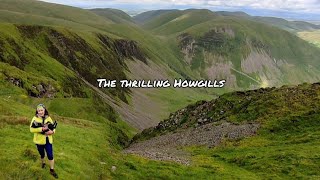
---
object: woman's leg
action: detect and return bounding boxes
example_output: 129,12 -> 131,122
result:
36,144 -> 46,167
49,159 -> 54,169
44,138 -> 54,169
36,144 -> 45,159
46,146 -> 57,178
44,137 -> 58,178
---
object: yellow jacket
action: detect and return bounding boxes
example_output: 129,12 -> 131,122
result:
30,115 -> 56,145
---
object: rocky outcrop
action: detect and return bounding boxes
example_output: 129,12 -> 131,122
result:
131,85 -> 281,143
5,76 -> 57,98
178,33 -> 196,65
31,83 -> 56,98
7,77 -> 23,88
114,39 -> 147,64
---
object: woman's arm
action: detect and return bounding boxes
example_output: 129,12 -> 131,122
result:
47,117 -> 56,134
45,130 -> 55,135
30,118 -> 48,133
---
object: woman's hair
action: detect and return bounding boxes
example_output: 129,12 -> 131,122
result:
35,107 -> 49,116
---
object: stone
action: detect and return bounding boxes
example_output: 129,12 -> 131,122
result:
111,166 -> 116,172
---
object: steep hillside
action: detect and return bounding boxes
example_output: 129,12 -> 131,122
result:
0,24 -> 133,100
128,82 -> 320,178
3,1 -> 319,93
90,8 -> 135,24
0,0 -> 219,130
0,22 -> 169,130
142,9 -> 217,34
0,23 -> 213,130
0,0 -> 199,81
137,10 -> 320,89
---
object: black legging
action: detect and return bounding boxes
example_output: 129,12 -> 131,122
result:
36,137 -> 54,160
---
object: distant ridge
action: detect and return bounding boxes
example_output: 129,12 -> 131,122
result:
90,8 -> 134,24
133,9 -> 178,24
136,9 -> 320,32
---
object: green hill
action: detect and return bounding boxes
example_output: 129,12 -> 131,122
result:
137,9 -> 320,33
130,82 -> 320,178
0,23 -> 129,100
0,0 -> 115,30
142,9 -> 217,34
90,8 -> 135,24
133,9 -> 178,25
2,1 -> 319,93
0,0 -> 200,80
216,11 -> 251,17
139,9 -> 320,89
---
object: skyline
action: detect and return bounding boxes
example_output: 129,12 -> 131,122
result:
38,0 -> 320,22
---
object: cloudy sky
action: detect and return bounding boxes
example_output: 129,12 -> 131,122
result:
39,0 -> 320,21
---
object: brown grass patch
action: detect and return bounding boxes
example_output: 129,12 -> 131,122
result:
0,116 -> 30,126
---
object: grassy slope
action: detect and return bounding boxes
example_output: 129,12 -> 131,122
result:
0,76 -> 132,179
298,30 -> 320,48
143,9 -> 217,35
134,82 -> 320,178
0,0 -> 220,133
0,0 -> 195,74
0,0 -> 199,81
0,90 -> 260,179
5,94 -> 314,179
1,83 -> 319,179
139,10 -> 320,33
0,23 -> 217,177
185,17 -> 320,65
0,1 -> 218,126
145,87 -> 214,120
0,0 -> 214,125
90,8 -> 134,24
142,10 -> 320,66
0,0 -> 113,27
141,11 -> 320,88
133,9 -> 178,24
0,23 -> 130,99
189,83 -> 320,178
